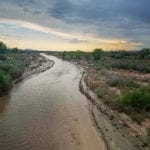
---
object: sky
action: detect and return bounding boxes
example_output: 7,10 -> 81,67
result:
0,0 -> 150,51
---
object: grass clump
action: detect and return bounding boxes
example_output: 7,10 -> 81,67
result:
120,87 -> 150,110
96,84 -> 118,106
106,73 -> 139,89
116,87 -> 150,124
0,70 -> 11,95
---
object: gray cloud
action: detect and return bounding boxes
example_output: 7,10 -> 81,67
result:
0,0 -> 150,48
46,0 -> 150,45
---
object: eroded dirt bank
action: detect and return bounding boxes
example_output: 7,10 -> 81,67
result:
13,53 -> 54,84
79,71 -> 150,150
0,54 -> 106,150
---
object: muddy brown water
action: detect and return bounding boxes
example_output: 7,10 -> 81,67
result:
0,54 -> 106,150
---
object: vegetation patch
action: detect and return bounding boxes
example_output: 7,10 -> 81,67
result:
0,70 -> 11,95
0,41 -> 37,96
96,85 -> 118,106
116,87 -> 150,124
119,87 -> 150,111
106,73 -> 139,89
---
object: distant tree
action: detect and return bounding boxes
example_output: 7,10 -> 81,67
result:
139,48 -> 150,59
0,42 -> 7,53
92,48 -> 103,60
0,55 -> 7,61
11,48 -> 19,53
61,51 -> 66,60
75,50 -> 84,60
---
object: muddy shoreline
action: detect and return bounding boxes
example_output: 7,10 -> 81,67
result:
79,70 -> 149,150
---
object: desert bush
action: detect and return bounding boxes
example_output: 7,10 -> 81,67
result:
115,87 -> 150,123
110,59 -> 150,73
139,48 -> 150,59
0,63 -> 12,72
120,87 -> 150,111
84,75 -> 100,90
92,48 -> 103,61
0,41 -> 27,96
9,66 -> 24,79
0,70 -> 11,95
0,42 -> 7,53
0,54 -> 7,61
100,69 -> 111,77
106,73 -> 139,89
96,85 -> 117,105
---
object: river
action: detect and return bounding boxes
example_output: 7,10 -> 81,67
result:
0,54 -> 106,150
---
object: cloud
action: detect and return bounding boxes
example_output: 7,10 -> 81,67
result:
0,18 -> 82,40
46,0 -> 150,48
0,18 -> 143,50
67,38 -> 87,43
0,0 -> 149,50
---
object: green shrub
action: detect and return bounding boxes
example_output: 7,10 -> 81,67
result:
0,70 -> 11,95
92,48 -> 103,61
109,59 -> 150,73
0,41 -> 27,96
0,41 -> 7,53
9,65 -> 24,79
139,48 -> 150,59
0,63 -> 12,72
120,87 -> 150,111
115,87 -> 150,123
0,54 -> 7,61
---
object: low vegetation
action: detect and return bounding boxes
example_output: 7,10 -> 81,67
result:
119,87 -> 150,111
116,87 -> 150,124
0,41 -> 36,96
106,73 -> 139,89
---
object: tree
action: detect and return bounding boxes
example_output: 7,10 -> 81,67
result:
0,42 -> 7,53
11,48 -> 19,53
92,48 -> 103,60
139,48 -> 150,59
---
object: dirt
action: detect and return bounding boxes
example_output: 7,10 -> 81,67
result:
78,72 -> 150,150
69,59 -> 150,150
13,53 -> 54,84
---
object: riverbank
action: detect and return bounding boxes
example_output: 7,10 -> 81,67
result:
0,50 -> 54,96
0,42 -> 55,96
79,71 -> 149,150
13,53 -> 54,84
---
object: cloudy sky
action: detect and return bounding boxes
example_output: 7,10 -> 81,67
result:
0,0 -> 150,51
